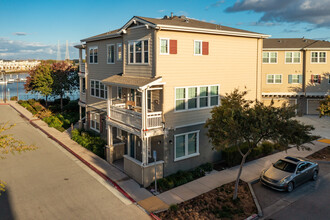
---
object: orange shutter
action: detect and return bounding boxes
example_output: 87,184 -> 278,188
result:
169,40 -> 177,54
202,41 -> 209,55
311,75 -> 314,83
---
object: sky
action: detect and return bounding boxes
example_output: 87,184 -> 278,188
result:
1,0 -> 330,60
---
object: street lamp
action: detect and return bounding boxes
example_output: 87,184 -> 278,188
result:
1,70 -> 6,103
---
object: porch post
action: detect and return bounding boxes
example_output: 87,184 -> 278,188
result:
107,86 -> 112,118
79,48 -> 82,71
78,105 -> 82,129
141,89 -> 148,165
84,107 -> 87,130
107,124 -> 114,163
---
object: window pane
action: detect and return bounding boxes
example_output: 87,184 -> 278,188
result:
292,75 -> 299,83
267,75 -> 274,83
117,44 -> 122,60
270,52 -> 277,63
175,135 -> 185,158
129,43 -> 134,63
176,88 -> 185,99
176,100 -> 185,110
144,40 -> 149,63
262,52 -> 269,63
161,39 -> 168,54
118,87 -> 122,99
200,97 -> 208,107
90,49 -> 93,63
200,86 -> 208,96
136,53 -> 142,63
286,52 -> 292,63
188,87 -> 197,98
188,133 -> 197,155
275,75 -> 282,83
211,96 -> 218,106
188,99 -> 197,109
210,86 -> 218,96
135,41 -> 142,63
320,52 -> 326,62
94,48 -> 98,63
293,52 -> 300,63
111,45 -> 115,63
194,41 -> 201,54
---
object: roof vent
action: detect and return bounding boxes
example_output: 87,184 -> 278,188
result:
278,40 -> 282,43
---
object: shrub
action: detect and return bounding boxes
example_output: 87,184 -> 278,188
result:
200,162 -> 213,172
42,115 -> 64,131
169,204 -> 178,212
261,141 -> 274,155
32,102 -> 44,113
62,100 -> 79,112
27,99 -> 36,106
38,109 -> 52,119
10,96 -> 18,101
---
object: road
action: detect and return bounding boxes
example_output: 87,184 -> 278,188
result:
0,105 -> 149,220
253,163 -> 330,220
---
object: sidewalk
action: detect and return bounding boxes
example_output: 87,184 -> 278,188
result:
156,140 -> 329,206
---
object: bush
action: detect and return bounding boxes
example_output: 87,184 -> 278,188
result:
199,162 -> 213,172
32,102 -> 44,113
27,99 -> 36,106
42,115 -> 64,131
261,141 -> 274,155
62,100 -> 79,112
10,96 -> 18,101
169,204 -> 178,212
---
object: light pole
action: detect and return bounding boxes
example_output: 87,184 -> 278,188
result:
1,70 -> 6,103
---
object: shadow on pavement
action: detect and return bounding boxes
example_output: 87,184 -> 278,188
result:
0,187 -> 15,220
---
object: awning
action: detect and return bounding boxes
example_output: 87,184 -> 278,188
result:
102,75 -> 163,90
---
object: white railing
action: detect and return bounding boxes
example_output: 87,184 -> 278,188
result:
110,106 -> 142,129
109,106 -> 163,129
80,63 -> 85,73
147,111 -> 162,129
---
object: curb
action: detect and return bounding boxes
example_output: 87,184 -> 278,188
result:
8,104 -> 159,219
248,178 -> 263,218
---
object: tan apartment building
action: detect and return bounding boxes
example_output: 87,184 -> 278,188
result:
75,15 -> 268,187
262,38 -> 330,115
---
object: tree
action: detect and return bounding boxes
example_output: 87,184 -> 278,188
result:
51,61 -> 78,111
318,95 -> 330,117
24,62 -> 53,106
0,122 -> 37,195
205,89 -> 315,200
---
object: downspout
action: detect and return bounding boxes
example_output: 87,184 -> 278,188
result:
302,49 -> 307,95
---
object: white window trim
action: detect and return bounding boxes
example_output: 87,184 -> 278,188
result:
194,40 -> 203,56
290,74 -> 301,84
128,39 -> 149,65
266,74 -> 282,84
90,79 -> 108,99
174,130 -> 200,162
89,46 -> 98,64
285,51 -> 301,64
311,51 -> 327,64
263,52 -> 278,64
174,84 -> 220,112
160,38 -> 170,55
107,44 -> 115,64
117,43 -> 122,61
90,112 -> 100,132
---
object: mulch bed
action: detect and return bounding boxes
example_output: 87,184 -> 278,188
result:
156,180 -> 256,220
307,146 -> 330,161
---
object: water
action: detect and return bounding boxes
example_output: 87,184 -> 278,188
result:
0,73 -> 79,101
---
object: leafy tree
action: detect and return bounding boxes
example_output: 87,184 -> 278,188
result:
51,61 -> 78,111
24,62 -> 53,106
318,95 -> 330,117
0,122 -> 37,195
205,89 -> 315,200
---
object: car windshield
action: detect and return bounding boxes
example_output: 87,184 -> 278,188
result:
273,160 -> 297,173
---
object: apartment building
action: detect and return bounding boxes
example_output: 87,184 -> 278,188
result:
262,38 -> 330,115
75,15 -> 268,186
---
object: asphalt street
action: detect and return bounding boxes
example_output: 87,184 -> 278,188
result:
253,163 -> 330,220
0,105 -> 149,220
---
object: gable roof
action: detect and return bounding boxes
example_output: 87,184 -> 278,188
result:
81,15 -> 269,42
264,38 -> 330,50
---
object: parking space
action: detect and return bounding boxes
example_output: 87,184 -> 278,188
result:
253,163 -> 330,219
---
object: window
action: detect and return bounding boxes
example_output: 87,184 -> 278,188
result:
311,75 -> 321,84
175,85 -> 219,111
117,87 -> 122,99
160,39 -> 169,55
174,131 -> 199,161
81,77 -> 86,93
311,52 -> 326,63
285,52 -> 300,63
267,74 -> 282,84
107,44 -> 115,64
89,47 -> 98,64
90,79 -> 108,99
263,52 -> 277,63
194,40 -> 202,55
90,112 -> 100,132
128,40 -> 149,64
288,74 -> 302,84
117,43 -> 122,61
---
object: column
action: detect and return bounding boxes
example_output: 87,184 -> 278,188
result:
107,86 -> 112,118
107,124 -> 114,163
78,105 -> 82,129
79,48 -> 82,71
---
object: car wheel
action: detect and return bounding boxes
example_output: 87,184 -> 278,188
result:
312,170 -> 318,181
287,182 -> 294,192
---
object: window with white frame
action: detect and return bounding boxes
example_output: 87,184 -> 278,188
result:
90,79 -> 108,99
107,44 -> 115,64
311,52 -> 326,63
175,85 -> 219,111
90,112 -> 100,132
285,52 -> 300,63
175,131 -> 199,161
267,74 -> 282,84
160,38 -> 169,55
194,40 -> 202,55
89,47 -> 98,64
263,52 -> 277,63
128,40 -> 149,64
81,77 -> 86,93
117,43 -> 122,61
289,74 -> 302,84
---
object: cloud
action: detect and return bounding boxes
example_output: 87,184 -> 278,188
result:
206,0 -> 226,10
158,9 -> 165,13
236,21 -> 280,27
13,32 -> 28,36
226,0 -> 330,28
0,38 -> 78,60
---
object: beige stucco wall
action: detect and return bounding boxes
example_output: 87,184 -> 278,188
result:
155,30 -> 263,128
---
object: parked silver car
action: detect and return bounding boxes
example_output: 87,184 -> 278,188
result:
260,156 -> 319,192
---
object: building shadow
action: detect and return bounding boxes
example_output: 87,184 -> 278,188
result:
0,186 -> 15,220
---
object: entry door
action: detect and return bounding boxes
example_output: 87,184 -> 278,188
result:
130,134 -> 135,158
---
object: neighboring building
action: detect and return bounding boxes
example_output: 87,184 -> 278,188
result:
262,38 -> 330,115
75,15 -> 268,186
0,60 -> 40,71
